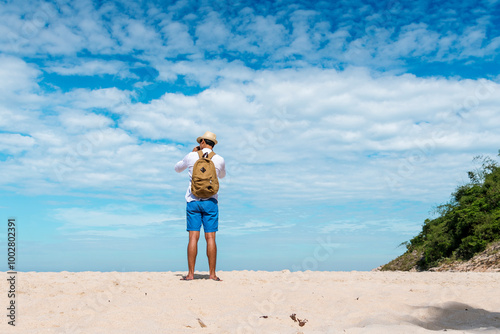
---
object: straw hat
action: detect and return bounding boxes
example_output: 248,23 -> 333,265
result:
197,131 -> 218,145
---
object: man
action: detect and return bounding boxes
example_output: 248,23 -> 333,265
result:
174,131 -> 226,281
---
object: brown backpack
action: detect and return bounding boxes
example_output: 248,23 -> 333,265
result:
191,150 -> 219,198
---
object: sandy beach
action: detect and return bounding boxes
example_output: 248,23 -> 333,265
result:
2,270 -> 499,333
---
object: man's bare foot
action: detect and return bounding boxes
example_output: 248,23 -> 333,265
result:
210,276 -> 222,281
181,275 -> 194,280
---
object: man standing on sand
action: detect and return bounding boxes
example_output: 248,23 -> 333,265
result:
174,131 -> 226,281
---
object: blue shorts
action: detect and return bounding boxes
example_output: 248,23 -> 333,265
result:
186,198 -> 219,232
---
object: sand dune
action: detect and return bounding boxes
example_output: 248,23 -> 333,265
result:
1,271 -> 499,333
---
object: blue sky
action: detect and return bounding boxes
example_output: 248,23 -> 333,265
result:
1,0 -> 499,272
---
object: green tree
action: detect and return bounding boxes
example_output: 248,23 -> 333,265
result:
395,152 -> 500,270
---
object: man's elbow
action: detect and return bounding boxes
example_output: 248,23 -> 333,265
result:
174,163 -> 184,173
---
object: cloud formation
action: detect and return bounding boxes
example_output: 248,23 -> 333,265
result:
2,61 -> 499,205
1,0 -> 499,76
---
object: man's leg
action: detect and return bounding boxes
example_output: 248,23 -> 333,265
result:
205,232 -> 219,280
186,230 -> 200,280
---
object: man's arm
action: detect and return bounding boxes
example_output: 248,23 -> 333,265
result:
175,147 -> 200,173
217,158 -> 226,179
175,155 -> 189,173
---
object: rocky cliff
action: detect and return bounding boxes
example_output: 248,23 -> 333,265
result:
429,240 -> 500,272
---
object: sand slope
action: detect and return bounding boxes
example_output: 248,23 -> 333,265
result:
1,271 -> 499,333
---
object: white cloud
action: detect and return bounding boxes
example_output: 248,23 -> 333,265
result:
228,10 -> 288,56
320,221 -> 367,234
320,219 -> 422,235
66,87 -> 131,110
52,205 -> 185,239
159,20 -> 196,56
77,16 -> 117,53
46,59 -> 135,79
70,229 -> 145,239
0,133 -> 35,153
112,18 -> 163,53
388,23 -> 441,57
31,131 -> 65,147
222,220 -> 295,236
152,57 -> 256,88
1,0 -> 498,74
485,36 -> 500,54
118,68 -> 498,206
459,27 -> 488,56
58,110 -> 114,132
0,107 -> 40,132
0,55 -> 40,93
195,11 -> 230,51
2,61 -> 499,206
37,22 -> 84,55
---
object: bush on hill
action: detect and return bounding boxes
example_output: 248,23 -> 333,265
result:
383,152 -> 500,271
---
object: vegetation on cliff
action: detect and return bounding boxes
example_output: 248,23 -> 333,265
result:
382,153 -> 500,271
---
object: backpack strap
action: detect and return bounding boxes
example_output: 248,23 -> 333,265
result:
197,150 -> 216,159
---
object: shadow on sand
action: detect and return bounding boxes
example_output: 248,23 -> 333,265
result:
405,302 -> 500,331
175,273 -> 213,280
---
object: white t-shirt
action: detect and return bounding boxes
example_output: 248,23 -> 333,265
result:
174,148 -> 226,202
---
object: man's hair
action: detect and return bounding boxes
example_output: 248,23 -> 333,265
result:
203,139 -> 215,147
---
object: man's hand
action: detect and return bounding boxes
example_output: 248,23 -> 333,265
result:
192,146 -> 201,152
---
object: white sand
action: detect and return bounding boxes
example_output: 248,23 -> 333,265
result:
2,271 -> 500,333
